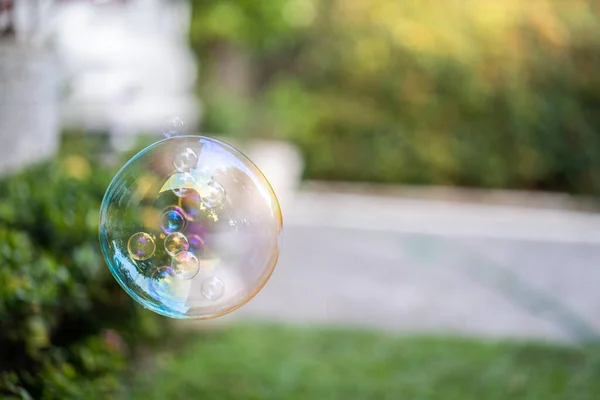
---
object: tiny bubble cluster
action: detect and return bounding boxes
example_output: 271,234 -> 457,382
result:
99,135 -> 282,319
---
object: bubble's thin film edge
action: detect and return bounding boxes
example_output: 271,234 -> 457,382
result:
98,139 -> 191,319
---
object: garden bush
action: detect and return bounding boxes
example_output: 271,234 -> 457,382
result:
0,136 -> 167,399
191,0 -> 600,195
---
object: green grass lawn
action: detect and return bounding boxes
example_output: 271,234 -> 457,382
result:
130,324 -> 600,400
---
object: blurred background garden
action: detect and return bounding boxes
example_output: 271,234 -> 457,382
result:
2,0 -> 600,398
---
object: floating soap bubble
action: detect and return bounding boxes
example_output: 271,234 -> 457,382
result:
161,116 -> 185,137
99,135 -> 282,319
201,277 -> 225,300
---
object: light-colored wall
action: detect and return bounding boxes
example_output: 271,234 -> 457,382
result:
54,0 -> 200,136
0,0 -> 201,175
0,43 -> 59,175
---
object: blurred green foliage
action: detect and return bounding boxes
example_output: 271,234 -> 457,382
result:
191,0 -> 600,194
0,136 -> 166,399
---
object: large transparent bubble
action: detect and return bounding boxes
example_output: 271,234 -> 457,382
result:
99,136 -> 282,319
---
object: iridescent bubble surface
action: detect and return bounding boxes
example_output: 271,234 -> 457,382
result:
99,136 -> 282,319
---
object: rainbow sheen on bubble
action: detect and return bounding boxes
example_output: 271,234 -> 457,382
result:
99,136 -> 282,319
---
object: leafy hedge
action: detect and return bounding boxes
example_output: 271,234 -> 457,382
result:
0,136 -> 166,399
191,0 -> 600,195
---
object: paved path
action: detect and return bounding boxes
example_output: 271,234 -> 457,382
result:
208,191 -> 600,343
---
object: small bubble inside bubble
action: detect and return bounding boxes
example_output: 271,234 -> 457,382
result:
201,277 -> 224,300
164,232 -> 189,256
161,116 -> 185,138
201,181 -> 226,208
173,147 -> 197,172
172,251 -> 199,280
127,232 -> 155,261
160,207 -> 186,233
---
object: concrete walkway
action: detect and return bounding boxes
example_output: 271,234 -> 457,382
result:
205,190 -> 600,343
